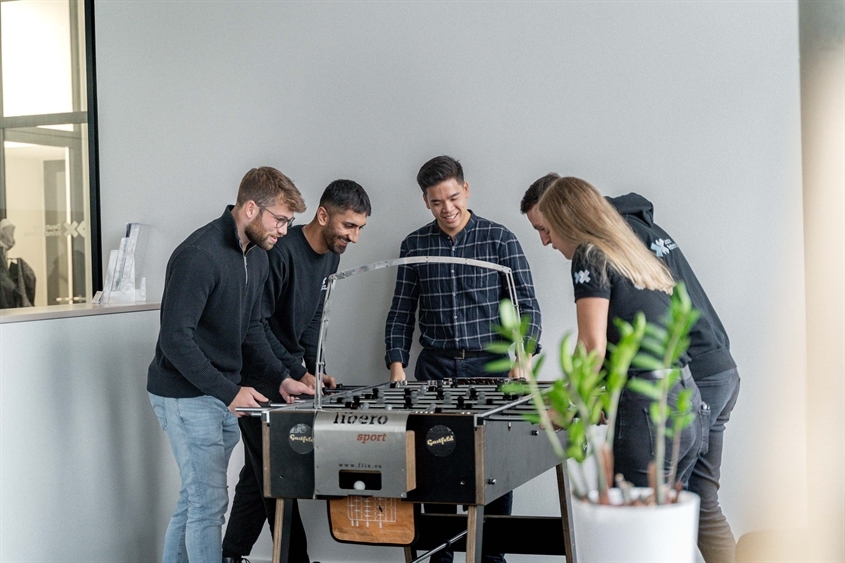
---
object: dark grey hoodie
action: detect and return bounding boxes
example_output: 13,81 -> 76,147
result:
609,193 -> 736,380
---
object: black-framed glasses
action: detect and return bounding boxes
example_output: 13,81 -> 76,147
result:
259,206 -> 295,229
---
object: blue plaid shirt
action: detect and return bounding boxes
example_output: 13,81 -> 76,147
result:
385,212 -> 542,368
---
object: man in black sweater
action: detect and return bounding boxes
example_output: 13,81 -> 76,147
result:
223,180 -> 372,563
147,167 -> 313,563
521,173 -> 740,563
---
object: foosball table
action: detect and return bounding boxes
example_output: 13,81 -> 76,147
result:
244,378 -> 577,563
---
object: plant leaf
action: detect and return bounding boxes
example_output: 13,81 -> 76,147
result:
499,299 -> 518,328
631,353 -> 665,371
500,382 -> 529,395
532,354 -> 546,378
674,388 -> 693,413
643,323 -> 668,341
485,358 -> 515,373
560,335 -> 574,374
484,341 -> 513,355
627,378 -> 661,400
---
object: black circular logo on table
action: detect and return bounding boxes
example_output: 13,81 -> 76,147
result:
288,423 -> 314,454
426,425 -> 457,457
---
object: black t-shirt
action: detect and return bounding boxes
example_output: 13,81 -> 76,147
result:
570,244 -> 689,371
241,225 -> 340,399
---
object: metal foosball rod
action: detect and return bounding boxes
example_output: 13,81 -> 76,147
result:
312,256 -> 520,412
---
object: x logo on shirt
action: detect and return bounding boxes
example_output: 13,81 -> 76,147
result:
574,270 -> 591,284
651,239 -> 670,257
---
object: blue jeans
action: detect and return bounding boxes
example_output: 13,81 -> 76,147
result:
689,368 -> 741,563
150,393 -> 240,563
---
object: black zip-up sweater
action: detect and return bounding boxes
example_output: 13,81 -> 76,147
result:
609,193 -> 736,380
147,207 -> 288,405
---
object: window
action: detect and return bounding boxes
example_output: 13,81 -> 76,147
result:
0,0 -> 100,308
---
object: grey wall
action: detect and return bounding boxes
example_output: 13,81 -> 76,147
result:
15,0 -> 805,560
0,311 -> 169,561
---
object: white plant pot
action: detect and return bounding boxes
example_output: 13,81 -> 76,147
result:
572,488 -> 700,562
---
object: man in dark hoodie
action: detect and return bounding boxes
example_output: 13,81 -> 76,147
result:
147,167 -> 314,562
521,173 -> 740,563
223,179 -> 372,563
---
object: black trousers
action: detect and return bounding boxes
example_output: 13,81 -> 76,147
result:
413,348 -> 510,381
416,348 -> 512,563
222,416 -> 310,563
690,368 -> 741,563
613,368 -> 706,489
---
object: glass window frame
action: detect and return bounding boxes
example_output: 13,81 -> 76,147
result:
0,0 -> 102,296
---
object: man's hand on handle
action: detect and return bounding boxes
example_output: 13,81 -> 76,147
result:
300,372 -> 338,390
280,377 -> 315,403
228,387 -> 268,417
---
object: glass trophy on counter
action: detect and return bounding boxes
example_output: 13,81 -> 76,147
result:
95,223 -> 150,304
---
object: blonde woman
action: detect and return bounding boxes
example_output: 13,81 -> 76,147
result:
537,177 -> 705,489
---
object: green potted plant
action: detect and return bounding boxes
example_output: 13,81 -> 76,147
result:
489,283 -> 702,562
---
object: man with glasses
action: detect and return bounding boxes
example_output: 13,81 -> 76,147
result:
147,167 -> 314,562
223,179 -> 372,563
259,205 -> 297,229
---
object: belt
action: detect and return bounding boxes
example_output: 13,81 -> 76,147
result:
426,348 -> 490,360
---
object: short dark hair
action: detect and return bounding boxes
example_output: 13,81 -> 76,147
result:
236,166 -> 306,213
520,173 -> 561,214
416,155 -> 464,192
319,179 -> 372,216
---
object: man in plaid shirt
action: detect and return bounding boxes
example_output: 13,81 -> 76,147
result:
384,155 -> 541,563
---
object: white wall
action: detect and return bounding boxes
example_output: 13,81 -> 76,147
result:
0,311 -> 170,561
89,0 -> 810,560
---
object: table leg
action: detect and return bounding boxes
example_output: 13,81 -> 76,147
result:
556,463 -> 577,563
465,504 -> 485,563
272,498 -> 285,563
272,499 -> 294,563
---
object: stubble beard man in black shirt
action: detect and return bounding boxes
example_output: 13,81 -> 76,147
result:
223,180 -> 372,563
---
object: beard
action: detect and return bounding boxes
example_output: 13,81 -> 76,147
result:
245,215 -> 276,250
323,229 -> 350,254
